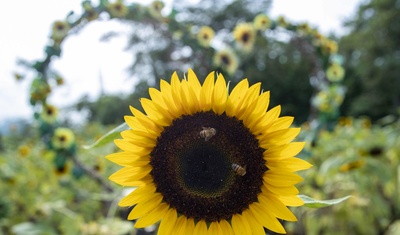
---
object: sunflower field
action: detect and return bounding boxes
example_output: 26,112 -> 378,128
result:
2,0 -> 400,234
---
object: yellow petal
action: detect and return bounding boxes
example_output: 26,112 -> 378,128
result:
140,98 -> 174,126
258,193 -> 297,221
242,91 -> 270,126
187,68 -> 201,97
235,82 -> 261,118
242,210 -> 266,235
259,128 -> 301,148
193,220 -> 208,235
199,71 -> 215,111
109,165 -> 152,185
263,170 -> 303,187
106,152 -> 148,166
264,142 -> 305,160
180,79 -> 199,114
122,135 -> 156,148
218,220 -> 233,235
209,222 -> 224,235
278,195 -> 305,207
170,72 -> 184,112
225,79 -> 249,116
231,213 -> 252,235
134,202 -> 169,228
160,79 -> 182,117
249,203 -> 286,234
249,105 -> 281,134
148,88 -> 167,108
129,106 -> 162,134
212,73 -> 228,115
268,116 -> 294,132
118,184 -> 156,207
157,208 -> 177,235
267,157 -> 313,172
263,183 -> 299,196
127,192 -> 163,220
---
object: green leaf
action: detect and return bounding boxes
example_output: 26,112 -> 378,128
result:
299,195 -> 351,208
83,122 -> 128,149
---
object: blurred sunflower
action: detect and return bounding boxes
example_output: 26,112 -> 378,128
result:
40,104 -> 58,124
233,23 -> 256,53
148,0 -> 164,18
276,16 -> 288,28
82,1 -> 99,21
320,39 -> 338,55
339,160 -> 365,172
18,145 -> 31,157
213,48 -> 239,75
107,69 -> 311,234
326,63 -> 345,82
107,0 -> 128,18
54,163 -> 70,176
51,20 -> 70,44
253,14 -> 271,30
197,26 -> 215,48
52,128 -> 76,150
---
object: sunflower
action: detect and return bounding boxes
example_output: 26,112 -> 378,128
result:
51,20 -> 70,44
52,128 -> 76,150
40,104 -> 58,124
82,1 -> 99,21
197,26 -> 215,48
18,145 -> 31,157
326,63 -> 345,82
107,69 -> 311,234
148,0 -> 164,19
253,14 -> 271,31
107,0 -> 129,18
233,23 -> 256,53
213,48 -> 239,75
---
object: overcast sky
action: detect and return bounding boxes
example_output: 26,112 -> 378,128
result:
0,0 -> 363,122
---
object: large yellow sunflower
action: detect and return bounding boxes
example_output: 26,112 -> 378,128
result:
107,69 -> 311,234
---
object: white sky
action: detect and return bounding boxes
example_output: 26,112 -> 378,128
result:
0,0 -> 363,122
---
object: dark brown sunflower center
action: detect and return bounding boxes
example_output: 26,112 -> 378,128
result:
241,32 -> 250,43
221,55 -> 230,66
150,111 -> 266,222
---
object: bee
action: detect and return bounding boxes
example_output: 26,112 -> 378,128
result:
232,163 -> 246,176
199,127 -> 216,141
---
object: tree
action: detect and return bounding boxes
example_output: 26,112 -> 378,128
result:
340,0 -> 400,120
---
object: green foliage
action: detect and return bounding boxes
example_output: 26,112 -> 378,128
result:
292,117 -> 400,234
340,0 -> 400,120
0,123 -> 132,235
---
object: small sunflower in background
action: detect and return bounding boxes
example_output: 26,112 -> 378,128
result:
52,128 -> 76,151
82,1 -> 98,21
326,63 -> 345,82
107,0 -> 129,18
297,22 -> 311,35
320,39 -> 338,55
213,48 -> 239,75
253,14 -> 271,31
277,15 -> 289,28
40,104 -> 58,124
107,69 -> 311,234
51,20 -> 70,44
233,23 -> 256,53
54,162 -> 70,176
197,26 -> 215,48
339,160 -> 365,172
148,0 -> 164,19
18,145 -> 31,157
